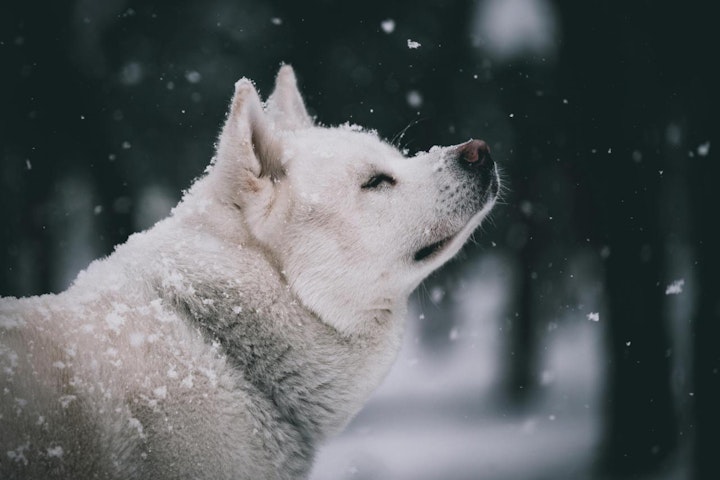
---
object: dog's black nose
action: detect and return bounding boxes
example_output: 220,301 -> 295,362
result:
458,139 -> 493,169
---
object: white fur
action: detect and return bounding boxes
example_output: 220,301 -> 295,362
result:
0,65 -> 499,479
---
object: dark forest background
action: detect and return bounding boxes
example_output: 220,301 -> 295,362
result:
1,1 -> 717,479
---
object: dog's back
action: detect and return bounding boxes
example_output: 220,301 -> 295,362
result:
0,229 -> 278,479
1,291 -> 147,478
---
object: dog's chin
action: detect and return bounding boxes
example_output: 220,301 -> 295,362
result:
413,197 -> 497,266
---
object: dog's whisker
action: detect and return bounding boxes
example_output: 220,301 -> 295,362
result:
391,119 -> 420,148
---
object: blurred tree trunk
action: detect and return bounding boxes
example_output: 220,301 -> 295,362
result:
494,55 -> 575,405
555,0 -> 678,475
683,4 -> 718,479
495,65 -> 550,404
690,134 -> 719,480
509,236 -> 538,402
599,172 -> 677,475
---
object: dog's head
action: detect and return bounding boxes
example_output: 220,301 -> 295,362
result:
208,66 -> 499,335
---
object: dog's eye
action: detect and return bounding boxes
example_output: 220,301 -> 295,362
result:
361,173 -> 396,190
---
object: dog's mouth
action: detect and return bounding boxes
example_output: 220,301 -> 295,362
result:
413,236 -> 453,262
413,188 -> 498,264
413,168 -> 500,264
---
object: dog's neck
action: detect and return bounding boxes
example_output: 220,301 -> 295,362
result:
145,218 -> 405,446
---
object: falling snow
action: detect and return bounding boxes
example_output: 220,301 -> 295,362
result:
430,286 -> 445,304
381,19 -> 396,34
120,62 -> 143,85
407,39 -> 421,49
540,370 -> 555,386
0,7 -> 707,480
665,279 -> 685,295
697,141 -> 710,156
185,70 -> 202,84
406,90 -> 423,108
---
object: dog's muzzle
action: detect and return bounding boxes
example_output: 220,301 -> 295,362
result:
456,139 -> 498,196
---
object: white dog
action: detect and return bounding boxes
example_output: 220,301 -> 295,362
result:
0,65 -> 499,479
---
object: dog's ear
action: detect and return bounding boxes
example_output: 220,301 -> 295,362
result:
215,78 -> 284,183
266,65 -> 313,131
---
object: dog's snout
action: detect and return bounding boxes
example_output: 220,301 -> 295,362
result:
458,139 -> 493,170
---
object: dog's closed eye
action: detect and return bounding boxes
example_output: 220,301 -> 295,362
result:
361,173 -> 396,190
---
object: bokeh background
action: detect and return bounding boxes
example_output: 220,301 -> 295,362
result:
1,1 -> 717,479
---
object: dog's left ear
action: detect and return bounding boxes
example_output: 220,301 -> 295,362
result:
266,65 -> 313,131
215,78 -> 284,182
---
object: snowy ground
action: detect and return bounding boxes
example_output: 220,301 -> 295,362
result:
312,410 -> 598,480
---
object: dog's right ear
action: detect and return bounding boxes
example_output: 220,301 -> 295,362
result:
214,78 -> 284,188
266,65 -> 313,131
